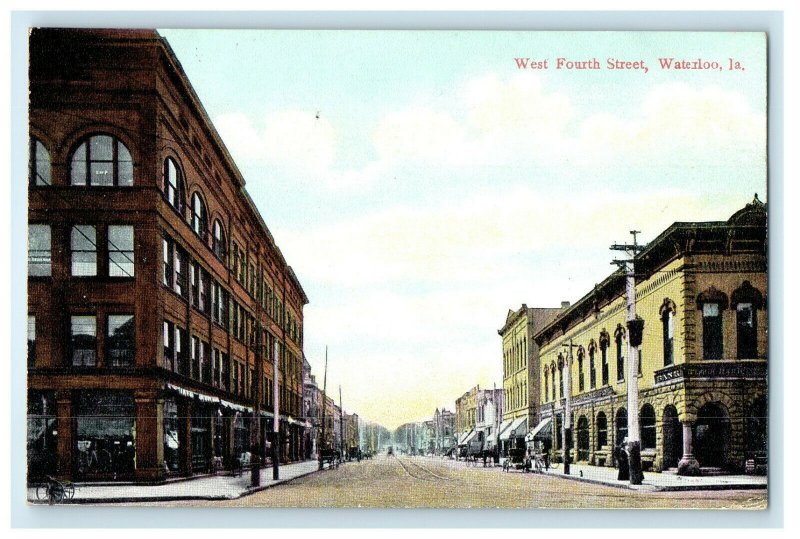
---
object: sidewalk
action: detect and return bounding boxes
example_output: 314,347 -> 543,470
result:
428,456 -> 768,492
27,460 -> 323,504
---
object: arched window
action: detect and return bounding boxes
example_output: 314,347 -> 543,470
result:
550,363 -> 556,402
615,408 -> 628,446
557,355 -> 564,399
588,340 -> 597,389
596,412 -> 608,449
640,404 -> 656,449
599,330 -> 610,386
577,346 -> 585,392
697,287 -> 727,360
29,138 -> 51,186
71,134 -> 133,186
543,367 -> 549,402
191,192 -> 208,240
163,158 -> 185,214
212,220 -> 226,261
732,281 -> 763,359
660,299 -> 676,366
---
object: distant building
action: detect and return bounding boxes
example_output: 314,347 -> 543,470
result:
497,305 -> 562,456
476,388 -> 503,459
433,408 -> 456,454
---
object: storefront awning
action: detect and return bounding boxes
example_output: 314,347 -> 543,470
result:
463,430 -> 479,446
457,429 -> 474,446
496,419 -> 513,440
501,417 -> 527,440
526,417 -> 553,441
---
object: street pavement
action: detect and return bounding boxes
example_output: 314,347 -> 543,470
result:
134,454 -> 768,509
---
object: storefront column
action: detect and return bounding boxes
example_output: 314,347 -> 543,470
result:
134,394 -> 165,482
178,399 -> 192,476
55,391 -> 74,480
677,421 -> 701,476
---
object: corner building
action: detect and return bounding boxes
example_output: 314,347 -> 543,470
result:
27,29 -> 309,483
533,199 -> 767,475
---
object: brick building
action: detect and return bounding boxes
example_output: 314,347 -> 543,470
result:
27,28 -> 309,483
533,198 -> 767,475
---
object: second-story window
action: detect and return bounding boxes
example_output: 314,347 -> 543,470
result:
702,303 -> 723,360
108,225 -> 134,277
71,225 -> 97,276
191,192 -> 207,240
615,327 -> 625,381
107,314 -> 135,367
27,315 -> 36,368
28,224 -> 51,277
736,303 -> 757,359
662,309 -> 675,366
71,315 -> 96,366
71,134 -> 133,186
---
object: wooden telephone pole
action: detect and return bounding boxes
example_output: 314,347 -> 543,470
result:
318,347 -> 328,470
611,230 -> 646,485
561,340 -> 578,475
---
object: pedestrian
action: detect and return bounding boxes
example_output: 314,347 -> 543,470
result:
617,437 -> 630,481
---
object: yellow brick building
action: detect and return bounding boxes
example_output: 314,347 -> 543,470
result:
533,198 -> 767,475
497,305 -> 562,455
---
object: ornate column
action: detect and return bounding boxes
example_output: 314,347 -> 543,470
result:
677,421 -> 701,476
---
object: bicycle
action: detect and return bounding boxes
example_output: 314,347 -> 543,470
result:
35,476 -> 74,505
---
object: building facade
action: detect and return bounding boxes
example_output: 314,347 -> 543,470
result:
497,305 -> 562,456
433,408 -> 456,454
27,29 -> 309,483
533,199 -> 767,475
475,388 -> 503,458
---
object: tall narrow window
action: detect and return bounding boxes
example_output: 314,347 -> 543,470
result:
662,309 -> 674,366
640,404 -> 656,449
176,327 -> 188,376
191,336 -> 200,380
558,361 -> 564,399
191,192 -> 207,240
27,315 -> 36,368
174,247 -> 187,298
71,316 -> 97,366
163,158 -> 184,213
600,340 -> 609,386
702,303 -> 723,360
71,134 -> 133,186
162,238 -> 173,287
30,138 -> 51,186
615,328 -> 625,381
71,225 -> 97,276
589,345 -> 597,389
577,348 -> 584,392
596,412 -> 608,449
107,315 -> 135,367
28,224 -> 51,276
212,220 -> 226,261
544,370 -> 549,402
163,321 -> 174,371
737,303 -> 758,359
108,225 -> 134,277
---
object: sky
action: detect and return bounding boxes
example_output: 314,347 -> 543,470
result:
159,30 -> 766,430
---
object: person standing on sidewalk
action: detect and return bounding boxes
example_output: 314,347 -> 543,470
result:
617,438 -> 630,481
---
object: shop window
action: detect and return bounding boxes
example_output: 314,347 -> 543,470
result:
75,391 -> 136,477
27,315 -> 36,368
212,220 -> 226,261
27,391 -> 57,479
702,303 -> 723,360
28,224 -> 52,277
30,138 -> 51,186
163,158 -> 185,214
71,225 -> 97,276
108,225 -> 134,277
737,303 -> 758,359
163,398 -> 180,472
71,134 -> 133,186
191,192 -> 207,240
71,315 -> 96,366
106,314 -> 135,367
640,404 -> 656,449
596,412 -> 608,449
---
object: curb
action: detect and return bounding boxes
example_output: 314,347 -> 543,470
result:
540,470 -> 767,492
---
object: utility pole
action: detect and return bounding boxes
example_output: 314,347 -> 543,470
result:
611,230 -> 646,485
561,341 -> 578,475
319,347 -> 328,470
272,337 -> 280,480
250,321 -> 262,487
339,385 -> 345,462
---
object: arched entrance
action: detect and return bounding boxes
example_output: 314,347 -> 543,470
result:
615,408 -> 628,446
694,402 -> 731,468
577,415 -> 589,461
662,405 -> 682,469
